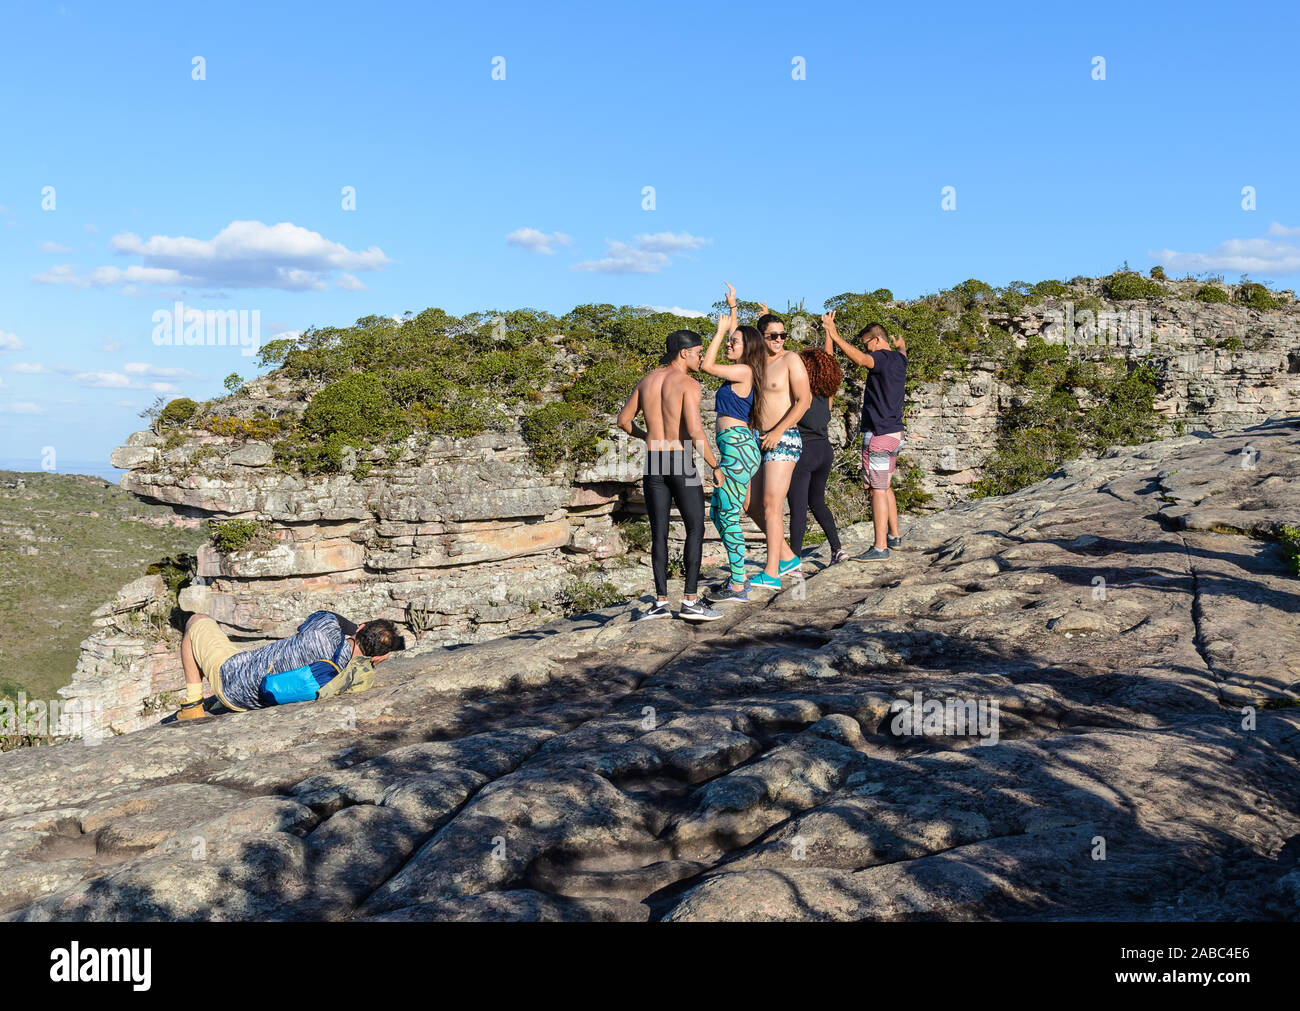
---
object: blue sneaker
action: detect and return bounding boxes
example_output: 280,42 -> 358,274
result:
749,571 -> 781,589
778,557 -> 801,575
711,581 -> 751,604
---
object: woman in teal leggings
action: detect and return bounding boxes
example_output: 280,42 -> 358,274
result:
702,285 -> 767,602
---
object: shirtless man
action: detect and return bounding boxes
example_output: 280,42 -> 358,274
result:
617,330 -> 724,622
745,307 -> 812,588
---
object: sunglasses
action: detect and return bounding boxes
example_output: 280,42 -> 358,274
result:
764,333 -> 786,341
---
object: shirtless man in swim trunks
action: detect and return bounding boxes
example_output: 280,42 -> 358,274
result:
744,306 -> 812,589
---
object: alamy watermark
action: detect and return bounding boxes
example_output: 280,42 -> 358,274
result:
1043,302 -> 1154,349
151,300 -> 260,357
1,694 -> 105,745
889,691 -> 1000,745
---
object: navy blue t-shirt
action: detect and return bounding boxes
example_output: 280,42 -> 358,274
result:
861,348 -> 907,434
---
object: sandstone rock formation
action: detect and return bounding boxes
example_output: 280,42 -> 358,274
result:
66,291 -> 1300,734
4,419 -> 1298,921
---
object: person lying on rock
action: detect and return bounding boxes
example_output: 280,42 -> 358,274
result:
174,610 -> 405,722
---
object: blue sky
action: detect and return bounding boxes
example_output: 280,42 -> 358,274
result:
2,0 -> 1298,470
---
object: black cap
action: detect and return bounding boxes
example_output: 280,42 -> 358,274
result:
661,329 -> 703,365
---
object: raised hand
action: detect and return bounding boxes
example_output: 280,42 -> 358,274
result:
724,282 -> 737,310
821,310 -> 836,330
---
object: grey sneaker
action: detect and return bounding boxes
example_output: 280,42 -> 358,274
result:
636,599 -> 673,621
887,534 -> 903,549
678,598 -> 723,622
857,546 -> 891,561
830,548 -> 849,565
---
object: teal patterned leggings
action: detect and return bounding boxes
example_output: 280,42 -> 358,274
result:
710,426 -> 762,585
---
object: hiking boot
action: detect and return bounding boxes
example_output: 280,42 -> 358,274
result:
830,548 -> 849,565
679,598 -> 723,622
887,534 -> 903,549
857,546 -> 891,561
175,698 -> 211,722
636,599 -> 673,621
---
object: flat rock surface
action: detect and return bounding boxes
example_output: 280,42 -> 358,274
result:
4,419 -> 1300,921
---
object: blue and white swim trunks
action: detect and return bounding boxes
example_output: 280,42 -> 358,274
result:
753,427 -> 803,464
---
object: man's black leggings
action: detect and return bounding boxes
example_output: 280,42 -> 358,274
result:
787,437 -> 841,556
643,450 -> 704,597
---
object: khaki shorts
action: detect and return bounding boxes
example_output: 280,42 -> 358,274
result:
187,617 -> 247,712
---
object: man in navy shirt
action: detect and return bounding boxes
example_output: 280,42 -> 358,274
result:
824,312 -> 908,559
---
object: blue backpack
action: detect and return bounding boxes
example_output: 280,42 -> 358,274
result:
259,659 -> 341,706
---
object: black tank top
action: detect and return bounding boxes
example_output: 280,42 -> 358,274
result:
798,395 -> 830,441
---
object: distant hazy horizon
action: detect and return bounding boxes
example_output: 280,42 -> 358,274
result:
0,459 -> 124,483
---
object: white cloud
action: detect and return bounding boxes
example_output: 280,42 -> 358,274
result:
643,304 -> 709,318
10,362 -> 50,374
123,362 -> 196,378
34,220 -> 392,292
506,228 -> 574,255
89,265 -> 185,286
72,370 -> 133,388
41,241 -> 74,253
66,369 -> 182,393
573,232 -> 712,274
0,402 -> 41,414
336,272 -> 366,291
1151,230 -> 1300,276
31,264 -> 88,287
634,232 -> 711,253
0,331 -> 24,352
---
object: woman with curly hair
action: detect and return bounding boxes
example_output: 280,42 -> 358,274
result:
788,342 -> 847,563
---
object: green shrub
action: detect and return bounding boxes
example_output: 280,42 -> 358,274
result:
1103,272 -> 1164,300
145,553 -> 197,600
301,372 -> 403,445
1195,284 -> 1230,303
892,459 -> 934,513
223,373 -> 244,394
616,518 -> 652,552
1279,525 -> 1300,577
202,414 -> 284,441
158,398 -> 199,428
556,578 -> 629,617
274,431 -> 348,475
209,518 -> 273,554
521,401 -> 596,471
1031,280 -> 1069,299
870,288 -> 894,302
972,338 -> 1160,498
1237,282 -> 1279,311
1150,265 -> 1166,280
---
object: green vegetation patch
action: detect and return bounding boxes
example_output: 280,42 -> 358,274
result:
971,336 -> 1160,498
1103,271 -> 1165,301
556,577 -> 630,617
209,518 -> 274,554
